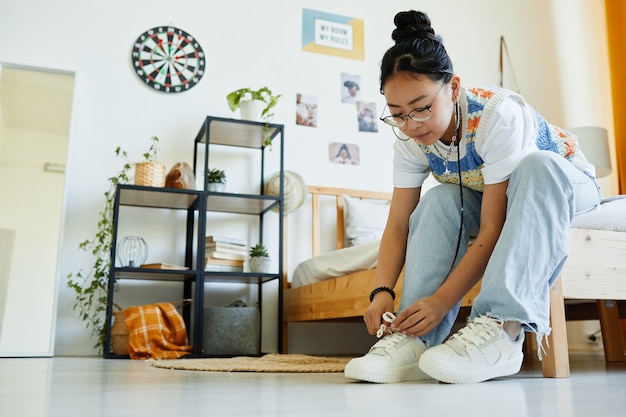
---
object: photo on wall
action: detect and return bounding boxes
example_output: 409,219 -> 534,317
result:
329,142 -> 360,165
341,73 -> 361,104
357,101 -> 378,132
296,93 -> 318,127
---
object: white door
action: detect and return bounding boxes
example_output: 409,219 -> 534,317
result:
0,64 -> 74,356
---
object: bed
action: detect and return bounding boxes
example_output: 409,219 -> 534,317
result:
282,185 -> 626,378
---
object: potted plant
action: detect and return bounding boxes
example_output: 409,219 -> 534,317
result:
207,168 -> 226,192
248,243 -> 271,273
226,86 -> 281,148
134,136 -> 166,187
66,136 -> 160,353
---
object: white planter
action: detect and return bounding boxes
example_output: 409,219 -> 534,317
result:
249,256 -> 271,273
207,182 -> 226,192
239,99 -> 266,122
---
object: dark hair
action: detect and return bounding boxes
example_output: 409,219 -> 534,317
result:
380,11 -> 453,94
344,80 -> 360,90
336,143 -> 351,158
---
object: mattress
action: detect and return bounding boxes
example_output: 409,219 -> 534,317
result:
571,195 -> 626,232
292,195 -> 626,287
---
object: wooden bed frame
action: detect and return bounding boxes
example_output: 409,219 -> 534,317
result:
282,185 -> 626,378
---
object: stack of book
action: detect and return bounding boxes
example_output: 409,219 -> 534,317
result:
205,236 -> 247,272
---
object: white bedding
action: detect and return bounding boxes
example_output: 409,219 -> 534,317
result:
291,196 -> 626,288
571,195 -> 626,232
291,240 -> 380,287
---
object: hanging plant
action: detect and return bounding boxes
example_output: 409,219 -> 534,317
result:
66,136 -> 159,352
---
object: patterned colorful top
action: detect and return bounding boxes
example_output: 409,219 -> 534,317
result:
393,86 -> 593,192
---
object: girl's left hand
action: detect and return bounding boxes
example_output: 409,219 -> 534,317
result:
390,294 -> 449,337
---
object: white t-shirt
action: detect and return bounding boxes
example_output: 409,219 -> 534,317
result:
392,94 -> 539,189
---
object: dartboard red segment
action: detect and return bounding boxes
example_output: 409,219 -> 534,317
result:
131,26 -> 205,93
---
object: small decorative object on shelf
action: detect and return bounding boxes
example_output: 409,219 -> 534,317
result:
117,236 -> 148,268
110,304 -> 129,355
226,87 -> 281,122
207,168 -> 226,192
226,87 -> 281,147
248,243 -> 270,273
165,162 -> 195,189
140,263 -> 188,271
134,136 -> 166,187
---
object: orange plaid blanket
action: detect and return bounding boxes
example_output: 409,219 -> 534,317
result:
123,302 -> 193,360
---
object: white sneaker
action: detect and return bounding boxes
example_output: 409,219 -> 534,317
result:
345,314 -> 430,383
419,315 -> 524,384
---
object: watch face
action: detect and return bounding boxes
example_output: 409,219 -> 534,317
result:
131,26 -> 205,93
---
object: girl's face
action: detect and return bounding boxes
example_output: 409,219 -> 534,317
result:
382,71 -> 459,146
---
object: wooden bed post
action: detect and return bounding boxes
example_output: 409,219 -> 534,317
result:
542,277 -> 570,378
597,299 -> 626,362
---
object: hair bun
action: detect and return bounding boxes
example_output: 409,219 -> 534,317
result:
392,10 -> 437,44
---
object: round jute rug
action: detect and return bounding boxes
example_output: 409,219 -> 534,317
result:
146,354 -> 352,373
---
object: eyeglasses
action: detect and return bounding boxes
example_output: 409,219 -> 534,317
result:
380,82 -> 445,127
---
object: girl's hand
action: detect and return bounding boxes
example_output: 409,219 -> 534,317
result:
390,294 -> 448,337
363,293 -> 395,336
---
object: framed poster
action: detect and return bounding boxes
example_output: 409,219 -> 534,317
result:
302,9 -> 365,61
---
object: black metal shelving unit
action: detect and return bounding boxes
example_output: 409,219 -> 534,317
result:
103,116 -> 284,358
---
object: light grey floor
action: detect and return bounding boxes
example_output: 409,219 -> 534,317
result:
0,353 -> 624,417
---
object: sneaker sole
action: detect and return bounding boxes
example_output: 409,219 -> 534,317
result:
344,363 -> 432,384
418,354 -> 523,384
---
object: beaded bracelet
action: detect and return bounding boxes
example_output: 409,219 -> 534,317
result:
369,286 -> 396,302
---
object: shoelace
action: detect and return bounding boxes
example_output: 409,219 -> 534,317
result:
451,316 -> 501,348
373,331 -> 409,350
371,312 -> 412,351
376,312 -> 397,338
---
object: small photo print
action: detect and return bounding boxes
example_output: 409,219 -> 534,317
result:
341,73 -> 361,104
357,101 -> 378,132
329,142 -> 360,165
296,93 -> 318,127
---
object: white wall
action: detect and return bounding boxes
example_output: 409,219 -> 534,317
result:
550,0 -> 617,196
0,0 -> 614,355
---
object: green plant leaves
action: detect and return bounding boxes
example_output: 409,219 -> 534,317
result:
66,137 -> 158,352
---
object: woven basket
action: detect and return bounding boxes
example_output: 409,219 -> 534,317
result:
135,162 -> 166,187
111,304 -> 129,355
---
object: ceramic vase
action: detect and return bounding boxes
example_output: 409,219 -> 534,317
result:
249,256 -> 271,273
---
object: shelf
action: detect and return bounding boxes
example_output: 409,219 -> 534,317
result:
117,185 -> 200,210
104,115 -> 285,359
205,193 -> 280,214
203,272 -> 281,285
114,268 -> 197,281
194,116 -> 282,149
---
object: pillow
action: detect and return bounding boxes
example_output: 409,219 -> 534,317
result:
343,195 -> 391,247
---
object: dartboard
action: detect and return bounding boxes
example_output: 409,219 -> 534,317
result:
131,26 -> 205,93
